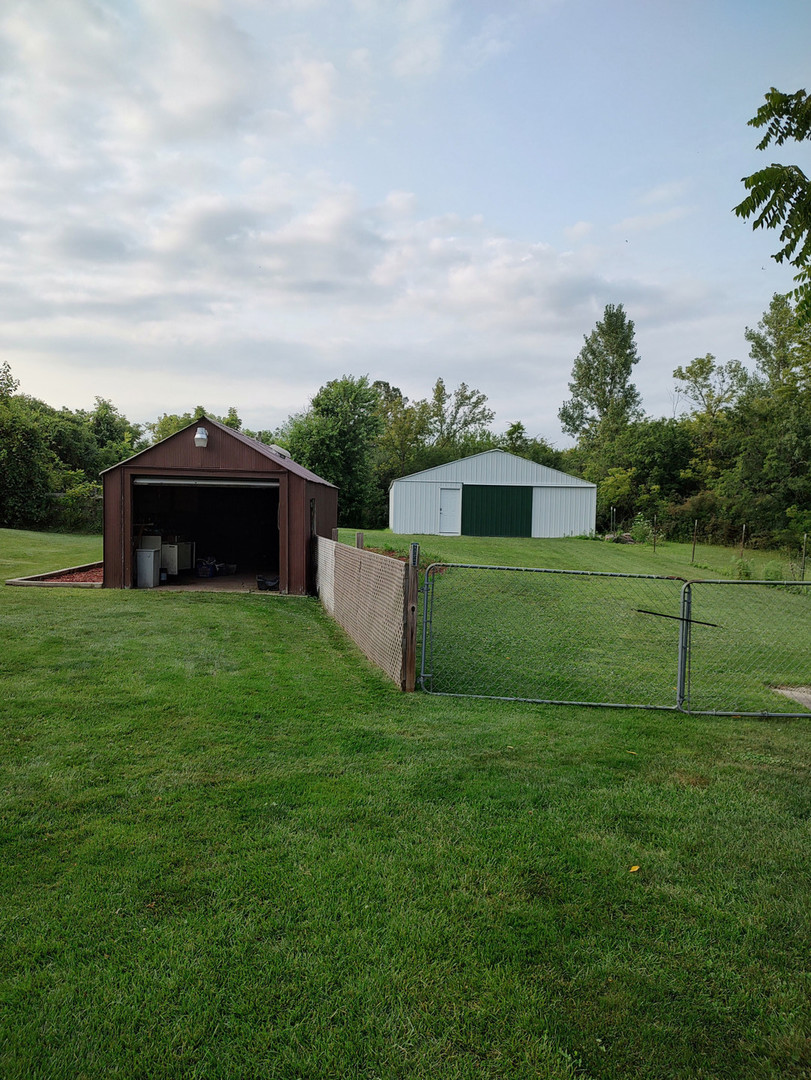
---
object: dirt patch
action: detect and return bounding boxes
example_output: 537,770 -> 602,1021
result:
774,686 -> 811,709
672,771 -> 710,788
365,546 -> 408,563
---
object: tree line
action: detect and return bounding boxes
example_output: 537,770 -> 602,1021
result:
1,290 -> 808,550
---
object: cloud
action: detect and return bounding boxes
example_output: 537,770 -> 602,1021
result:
611,206 -> 691,234
563,220 -> 593,242
0,0 -> 792,444
460,13 -> 515,69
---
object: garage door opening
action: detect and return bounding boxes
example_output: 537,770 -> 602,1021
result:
132,478 -> 280,589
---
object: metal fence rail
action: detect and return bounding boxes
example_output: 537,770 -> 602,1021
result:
420,563 -> 811,717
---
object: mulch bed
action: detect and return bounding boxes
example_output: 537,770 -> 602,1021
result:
41,567 -> 104,583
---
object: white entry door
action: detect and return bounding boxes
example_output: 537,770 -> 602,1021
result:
439,486 -> 461,534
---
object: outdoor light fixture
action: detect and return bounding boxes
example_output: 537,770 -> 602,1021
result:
194,426 -> 209,448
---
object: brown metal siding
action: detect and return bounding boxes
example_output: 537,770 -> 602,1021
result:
102,469 -> 123,588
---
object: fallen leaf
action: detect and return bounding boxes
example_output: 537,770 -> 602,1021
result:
626,750 -> 637,756
630,865 -> 640,873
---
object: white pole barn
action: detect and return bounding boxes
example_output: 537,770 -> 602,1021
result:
389,450 -> 596,538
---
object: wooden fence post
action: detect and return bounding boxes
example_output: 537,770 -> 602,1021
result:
331,528 -> 338,542
402,543 -> 419,692
355,531 -> 364,549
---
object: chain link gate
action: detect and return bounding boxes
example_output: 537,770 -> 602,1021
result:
420,564 -> 811,717
678,579 -> 811,715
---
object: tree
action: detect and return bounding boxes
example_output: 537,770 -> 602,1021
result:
428,378 -> 495,450
0,360 -> 19,398
744,292 -> 811,395
498,421 -> 562,468
558,303 -> 642,441
734,88 -> 811,322
672,355 -> 750,420
146,406 -> 241,443
286,375 -> 383,528
0,398 -> 54,528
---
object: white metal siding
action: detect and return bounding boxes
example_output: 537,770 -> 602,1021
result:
390,479 -> 444,533
390,450 -> 596,537
531,486 -> 596,537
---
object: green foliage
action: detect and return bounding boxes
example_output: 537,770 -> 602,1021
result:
745,291 -> 811,394
498,421 -> 563,468
597,466 -> 635,523
0,363 -> 145,531
728,556 -> 754,580
558,303 -> 642,440
734,88 -> 811,322
428,377 -> 495,449
0,398 -> 54,528
146,405 -> 243,442
0,360 -> 19,398
673,354 -> 750,419
630,511 -> 653,544
287,374 -> 383,528
50,481 -> 104,533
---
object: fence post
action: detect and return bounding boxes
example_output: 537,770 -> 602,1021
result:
677,582 -> 692,709
331,528 -> 338,542
356,531 -> 364,549
401,543 -> 419,691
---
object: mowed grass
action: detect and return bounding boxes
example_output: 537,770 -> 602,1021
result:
2,529 -> 811,1079
341,528 -> 804,581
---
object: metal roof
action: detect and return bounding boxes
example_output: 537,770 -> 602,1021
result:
392,449 -> 595,488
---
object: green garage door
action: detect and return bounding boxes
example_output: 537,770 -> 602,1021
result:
461,485 -> 532,537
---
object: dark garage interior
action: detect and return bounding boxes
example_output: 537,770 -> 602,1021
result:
132,481 -> 281,577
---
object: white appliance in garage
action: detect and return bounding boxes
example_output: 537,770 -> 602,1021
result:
160,541 -> 196,576
136,547 -> 160,588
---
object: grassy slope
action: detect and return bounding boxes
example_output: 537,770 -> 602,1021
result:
341,528 -> 802,580
1,528 -> 102,580
2,529 -> 811,1079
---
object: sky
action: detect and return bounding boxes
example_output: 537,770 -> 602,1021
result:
2,0 -> 809,445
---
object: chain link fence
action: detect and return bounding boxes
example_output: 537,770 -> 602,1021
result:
681,579 -> 811,715
420,564 -> 811,716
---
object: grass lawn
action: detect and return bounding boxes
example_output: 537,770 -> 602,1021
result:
339,528 -> 805,582
2,528 -> 811,1078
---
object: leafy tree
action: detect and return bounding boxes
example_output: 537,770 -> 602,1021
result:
597,467 -> 636,527
372,384 -> 432,478
146,406 -> 241,443
744,292 -> 811,395
286,375 -> 383,527
673,355 -> 750,420
0,361 -> 19,398
428,378 -> 495,450
84,397 -> 145,472
498,421 -> 562,468
734,88 -> 811,322
0,398 -> 54,528
558,303 -> 642,441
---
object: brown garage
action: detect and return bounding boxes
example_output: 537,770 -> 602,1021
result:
102,417 -> 337,594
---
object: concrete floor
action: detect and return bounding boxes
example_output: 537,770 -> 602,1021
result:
155,570 -> 280,594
